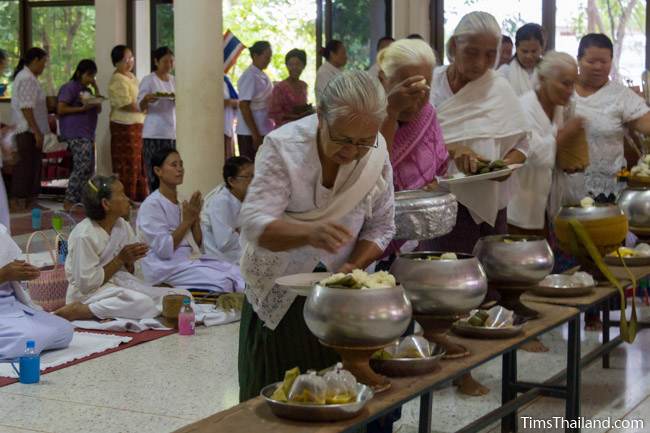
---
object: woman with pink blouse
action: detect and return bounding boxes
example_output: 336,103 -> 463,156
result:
269,49 -> 313,129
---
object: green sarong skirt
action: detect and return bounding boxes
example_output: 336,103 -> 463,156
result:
238,296 -> 340,402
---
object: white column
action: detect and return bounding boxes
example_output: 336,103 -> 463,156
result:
134,0 -> 152,80
94,0 -> 127,175
174,0 -> 224,195
393,0 -> 431,41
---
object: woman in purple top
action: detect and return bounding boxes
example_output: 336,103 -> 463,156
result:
57,59 -> 102,210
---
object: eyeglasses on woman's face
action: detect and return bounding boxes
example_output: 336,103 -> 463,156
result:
323,117 -> 378,149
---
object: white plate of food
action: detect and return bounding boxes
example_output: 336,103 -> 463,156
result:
275,272 -> 332,297
438,163 -> 524,186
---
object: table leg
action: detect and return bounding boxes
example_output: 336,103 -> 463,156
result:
566,316 -> 581,433
602,297 -> 611,369
419,391 -> 433,433
501,350 -> 518,433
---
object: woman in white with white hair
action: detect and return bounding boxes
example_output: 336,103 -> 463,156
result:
430,11 -> 529,253
237,70 -> 395,402
429,11 -> 530,396
508,52 -> 582,235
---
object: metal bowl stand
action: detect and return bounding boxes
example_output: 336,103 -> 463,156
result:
413,314 -> 470,359
320,341 -> 391,393
491,282 -> 541,320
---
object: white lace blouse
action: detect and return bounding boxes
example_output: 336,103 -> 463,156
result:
239,114 -> 396,329
575,80 -> 650,198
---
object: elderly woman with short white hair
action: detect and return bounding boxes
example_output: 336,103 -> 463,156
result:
508,51 -> 581,235
237,70 -> 395,402
429,11 -> 530,396
430,11 -> 530,251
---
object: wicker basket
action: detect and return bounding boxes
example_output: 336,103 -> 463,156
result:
25,231 -> 68,312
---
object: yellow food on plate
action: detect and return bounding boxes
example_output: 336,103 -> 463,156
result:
609,247 -> 636,258
371,349 -> 394,360
271,366 -> 300,402
290,389 -> 326,405
326,393 -> 356,404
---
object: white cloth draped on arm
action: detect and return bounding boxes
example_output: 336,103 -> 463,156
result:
238,114 -> 395,329
432,67 -> 531,226
507,90 -> 565,229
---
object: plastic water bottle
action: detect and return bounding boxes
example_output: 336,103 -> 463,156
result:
31,208 -> 42,230
19,340 -> 40,384
178,298 -> 195,336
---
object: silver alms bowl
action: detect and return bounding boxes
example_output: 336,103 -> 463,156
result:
303,285 -> 412,348
394,190 -> 457,240
473,235 -> 554,285
390,252 -> 487,315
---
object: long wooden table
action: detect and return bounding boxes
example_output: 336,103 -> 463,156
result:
523,264 -> 650,372
175,302 -> 580,433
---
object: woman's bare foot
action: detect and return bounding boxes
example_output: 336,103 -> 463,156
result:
428,334 -> 470,359
521,337 -> 549,353
454,373 -> 490,396
54,302 -> 96,321
585,317 -> 603,331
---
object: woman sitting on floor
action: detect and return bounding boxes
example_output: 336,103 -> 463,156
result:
56,176 -> 183,321
201,156 -> 253,265
136,148 -> 245,293
1,223 -> 73,359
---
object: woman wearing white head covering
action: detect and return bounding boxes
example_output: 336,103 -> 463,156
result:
497,23 -> 544,96
508,52 -> 581,233
429,11 -> 530,396
238,70 -> 395,402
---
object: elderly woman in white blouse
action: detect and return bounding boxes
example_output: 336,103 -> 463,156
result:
237,70 -> 395,402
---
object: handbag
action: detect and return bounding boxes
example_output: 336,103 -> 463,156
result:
25,231 -> 68,312
42,133 -> 67,154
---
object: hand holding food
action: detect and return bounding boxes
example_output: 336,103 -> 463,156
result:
452,147 -> 489,175
306,222 -> 353,253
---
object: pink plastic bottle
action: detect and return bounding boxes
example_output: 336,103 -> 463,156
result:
178,298 -> 195,336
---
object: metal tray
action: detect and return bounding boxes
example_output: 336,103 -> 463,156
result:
260,382 -> 373,422
604,255 -> 650,267
531,274 -> 595,297
370,344 -> 445,377
451,320 -> 524,339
